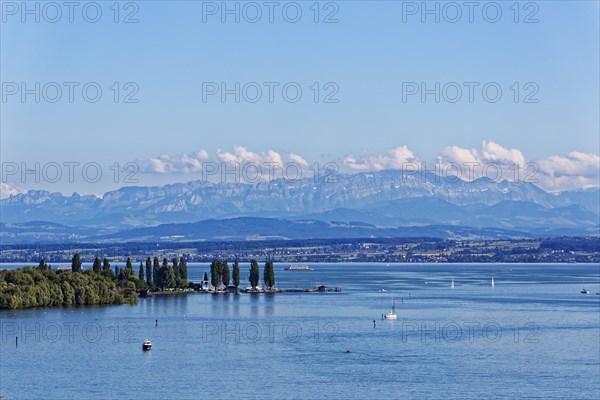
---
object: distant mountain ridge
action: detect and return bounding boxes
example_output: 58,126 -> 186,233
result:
1,170 -> 598,243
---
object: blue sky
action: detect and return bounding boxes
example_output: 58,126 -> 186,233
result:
1,1 -> 599,195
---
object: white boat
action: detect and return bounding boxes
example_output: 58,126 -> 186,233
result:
384,298 -> 397,319
491,275 -> 495,288
581,288 -> 589,294
142,339 -> 152,351
285,265 -> 313,270
451,277 -> 455,289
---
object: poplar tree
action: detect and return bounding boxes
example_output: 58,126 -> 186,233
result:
145,257 -> 153,286
233,260 -> 240,288
221,261 -> 230,287
263,261 -> 275,290
93,257 -> 101,273
71,254 -> 82,273
249,259 -> 260,289
138,262 -> 144,282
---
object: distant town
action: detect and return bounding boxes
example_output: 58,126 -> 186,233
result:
1,236 -> 598,264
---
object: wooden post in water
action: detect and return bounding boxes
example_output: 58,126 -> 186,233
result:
16,336 -> 18,347
155,319 -> 158,327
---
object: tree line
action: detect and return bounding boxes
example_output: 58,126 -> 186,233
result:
0,254 -> 192,310
74,254 -> 189,291
0,266 -> 131,310
209,259 -> 275,290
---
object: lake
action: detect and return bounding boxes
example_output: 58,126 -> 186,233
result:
1,263 -> 599,399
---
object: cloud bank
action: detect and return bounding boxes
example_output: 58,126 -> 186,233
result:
137,142 -> 599,192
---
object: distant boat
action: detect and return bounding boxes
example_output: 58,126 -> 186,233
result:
491,275 -> 495,288
378,289 -> 387,292
451,277 -> 454,289
142,339 -> 152,351
580,288 -> 589,294
285,265 -> 313,271
384,298 -> 397,319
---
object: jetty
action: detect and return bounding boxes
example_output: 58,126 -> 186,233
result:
240,285 -> 341,294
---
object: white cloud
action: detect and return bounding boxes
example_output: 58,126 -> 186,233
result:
438,141 -> 531,182
537,151 -> 600,191
142,149 -> 210,174
439,145 -> 480,165
438,142 -> 599,191
481,141 -> 526,166
288,152 -> 309,167
141,146 -> 313,182
439,141 -> 525,166
343,145 -> 416,171
137,143 -> 599,192
216,146 -> 286,167
0,182 -> 26,199
216,146 -> 259,164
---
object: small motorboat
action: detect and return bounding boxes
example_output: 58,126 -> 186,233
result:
142,339 -> 152,351
580,288 -> 589,294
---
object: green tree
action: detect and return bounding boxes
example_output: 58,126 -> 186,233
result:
179,256 -> 188,280
263,261 -> 275,290
221,261 -> 230,287
232,260 -> 240,288
145,257 -> 153,287
249,259 -> 260,289
210,260 -> 221,290
153,257 -> 160,285
38,259 -> 46,270
71,254 -> 82,273
102,258 -> 111,273
165,266 -> 176,288
92,257 -> 101,273
125,257 -> 133,278
156,263 -> 173,290
172,258 -> 179,279
138,262 -> 144,282
117,267 -> 126,282
102,258 -> 113,279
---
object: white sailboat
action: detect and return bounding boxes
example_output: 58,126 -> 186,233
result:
451,277 -> 455,289
384,298 -> 397,319
491,275 -> 495,288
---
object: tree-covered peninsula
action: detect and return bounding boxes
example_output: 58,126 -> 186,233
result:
0,254 -> 190,310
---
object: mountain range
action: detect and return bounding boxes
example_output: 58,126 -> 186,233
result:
1,171 -> 598,243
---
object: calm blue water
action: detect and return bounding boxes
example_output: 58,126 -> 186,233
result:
1,263 -> 599,400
